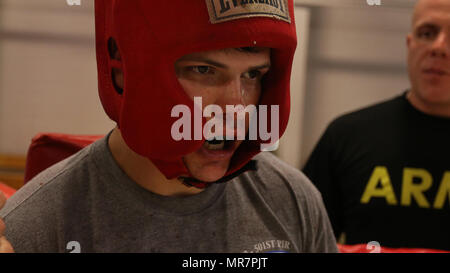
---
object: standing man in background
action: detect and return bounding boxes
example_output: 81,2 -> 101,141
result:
304,0 -> 450,251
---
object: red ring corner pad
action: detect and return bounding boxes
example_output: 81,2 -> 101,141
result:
338,243 -> 450,253
24,133 -> 104,184
0,182 -> 16,199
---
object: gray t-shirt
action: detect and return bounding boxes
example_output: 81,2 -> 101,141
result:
0,135 -> 338,253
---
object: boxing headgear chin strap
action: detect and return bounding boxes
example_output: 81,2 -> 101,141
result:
95,0 -> 297,187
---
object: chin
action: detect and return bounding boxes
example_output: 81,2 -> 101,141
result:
183,156 -> 231,183
189,164 -> 229,183
420,85 -> 450,104
183,145 -> 236,182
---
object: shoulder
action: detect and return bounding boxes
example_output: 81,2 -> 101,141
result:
329,94 -> 405,133
304,95 -> 406,166
238,153 -> 338,252
243,152 -> 324,208
1,143 -> 95,219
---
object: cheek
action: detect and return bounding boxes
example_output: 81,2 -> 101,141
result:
243,84 -> 263,106
178,78 -> 217,104
408,49 -> 423,76
178,78 -> 201,98
409,45 -> 427,65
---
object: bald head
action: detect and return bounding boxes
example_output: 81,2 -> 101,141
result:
412,0 -> 450,28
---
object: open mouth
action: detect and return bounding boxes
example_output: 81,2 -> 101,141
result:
204,138 -> 235,151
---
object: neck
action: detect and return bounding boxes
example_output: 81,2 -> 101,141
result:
108,127 -> 204,197
407,90 -> 450,118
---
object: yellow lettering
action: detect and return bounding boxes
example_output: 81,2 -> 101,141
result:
433,172 -> 450,209
361,166 -> 397,205
401,168 -> 432,208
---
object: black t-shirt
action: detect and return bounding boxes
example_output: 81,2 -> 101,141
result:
303,92 -> 450,251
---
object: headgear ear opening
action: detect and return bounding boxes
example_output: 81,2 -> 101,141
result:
108,37 -> 121,61
108,37 -> 124,95
110,69 -> 124,95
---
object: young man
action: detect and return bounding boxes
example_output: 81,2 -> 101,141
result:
0,0 -> 338,253
303,0 -> 450,251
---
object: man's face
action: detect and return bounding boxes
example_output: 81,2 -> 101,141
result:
407,0 -> 450,108
175,48 -> 271,182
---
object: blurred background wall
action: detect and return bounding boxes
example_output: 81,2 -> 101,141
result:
0,0 -> 113,157
0,0 -> 416,188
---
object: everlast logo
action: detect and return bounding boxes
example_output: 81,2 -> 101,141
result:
206,0 -> 291,24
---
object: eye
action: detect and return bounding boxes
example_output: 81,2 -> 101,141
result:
417,26 -> 438,40
192,66 -> 213,75
242,70 -> 262,80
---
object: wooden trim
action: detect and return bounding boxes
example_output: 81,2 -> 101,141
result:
0,154 -> 26,171
0,154 -> 26,190
0,172 -> 24,190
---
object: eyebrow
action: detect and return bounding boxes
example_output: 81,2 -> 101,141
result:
179,57 -> 271,71
416,22 -> 439,29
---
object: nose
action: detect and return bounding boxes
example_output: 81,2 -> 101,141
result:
430,32 -> 450,58
216,77 -> 246,107
213,78 -> 248,137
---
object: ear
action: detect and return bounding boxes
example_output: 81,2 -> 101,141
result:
406,33 -> 412,49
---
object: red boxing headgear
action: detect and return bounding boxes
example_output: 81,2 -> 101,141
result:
95,0 -> 297,180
